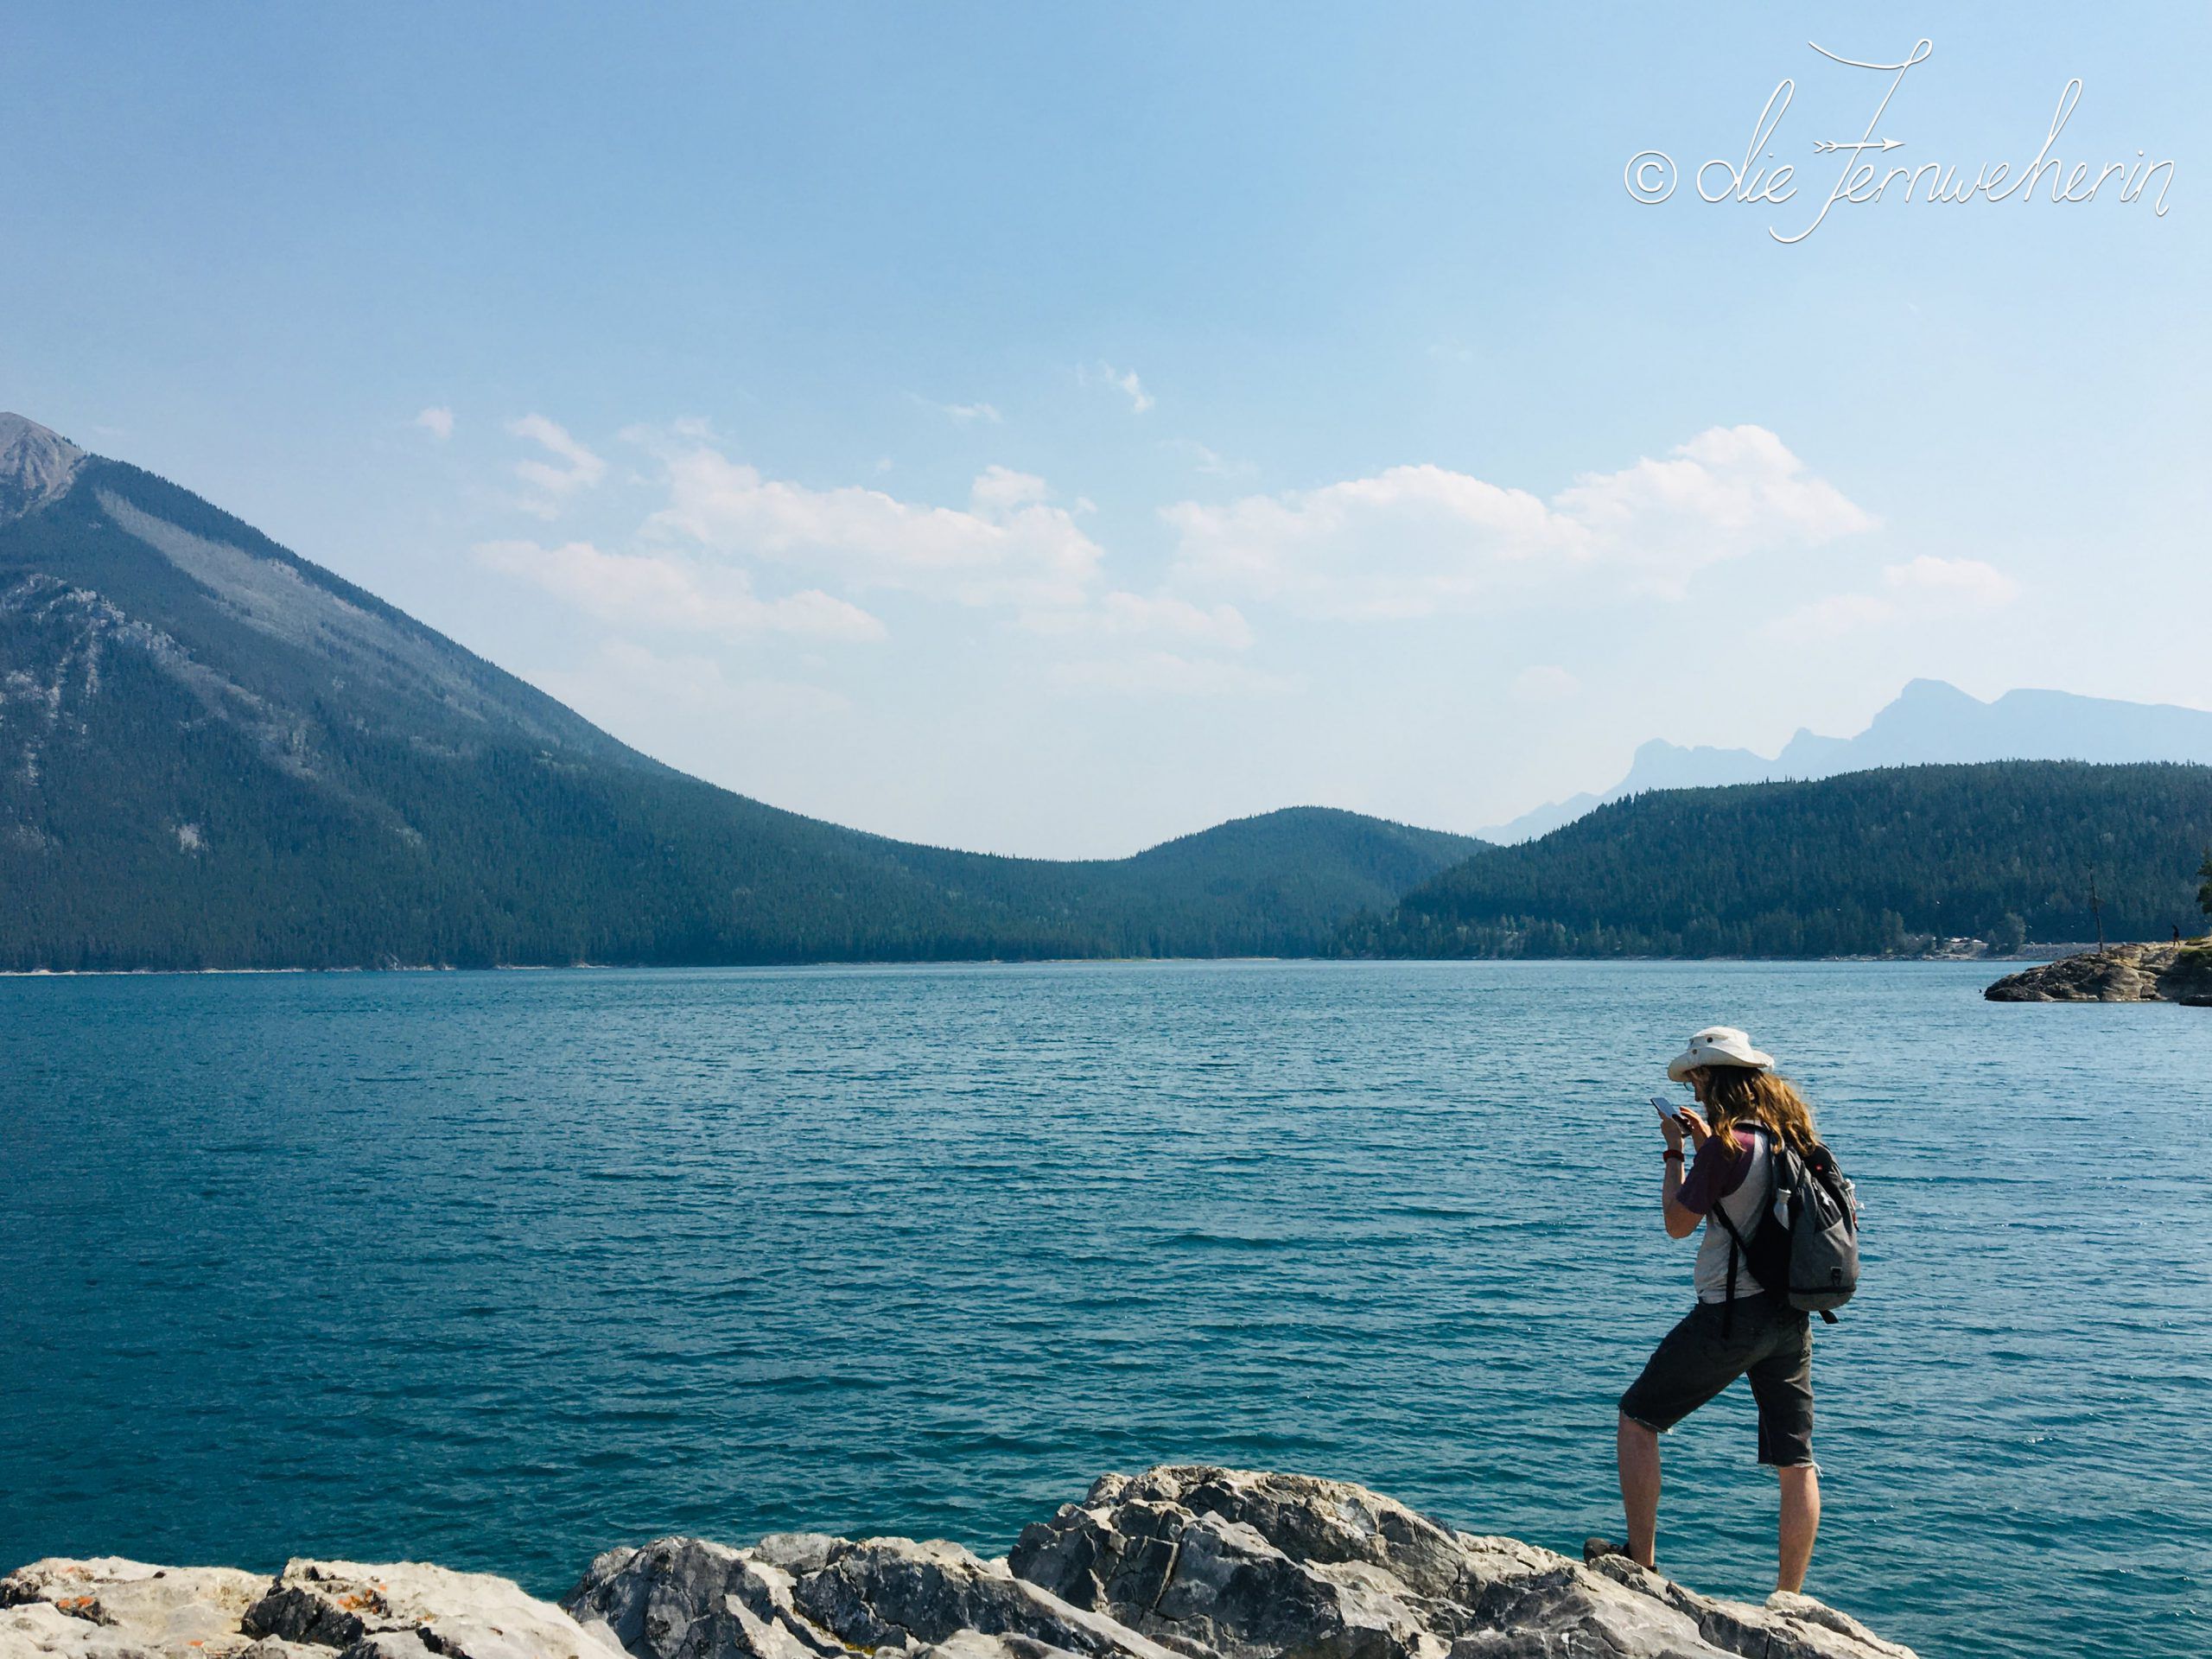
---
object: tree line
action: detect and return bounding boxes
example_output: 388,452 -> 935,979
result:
1341,761 -> 2212,959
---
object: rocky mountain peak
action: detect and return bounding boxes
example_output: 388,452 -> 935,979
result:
0,412 -> 88,522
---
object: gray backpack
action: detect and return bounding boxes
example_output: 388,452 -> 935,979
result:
1713,1135 -> 1861,1322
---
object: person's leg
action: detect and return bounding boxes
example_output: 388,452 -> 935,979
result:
1616,1304 -> 1745,1573
1616,1414 -> 1662,1568
1776,1464 -> 1820,1593
1745,1309 -> 1818,1592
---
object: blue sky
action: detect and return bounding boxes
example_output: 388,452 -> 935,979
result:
5,4 -> 2206,855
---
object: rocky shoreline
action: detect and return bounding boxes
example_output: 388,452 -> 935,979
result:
1983,939 -> 2212,1003
2,1467 -> 1911,1659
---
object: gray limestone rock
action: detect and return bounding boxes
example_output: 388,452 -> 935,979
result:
562,1536 -> 841,1659
4,1467 -> 1914,1659
1003,1466 -> 1912,1659
563,1535 -> 1180,1659
788,1538 -> 1179,1659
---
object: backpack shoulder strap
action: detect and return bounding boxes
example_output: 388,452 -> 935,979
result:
1704,1129 -> 1768,1332
1707,1160 -> 1764,1258
1718,1127 -> 1781,1224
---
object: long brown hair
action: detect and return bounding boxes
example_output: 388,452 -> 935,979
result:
1688,1065 -> 1821,1157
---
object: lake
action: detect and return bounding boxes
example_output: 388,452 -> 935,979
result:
3,961 -> 2206,1659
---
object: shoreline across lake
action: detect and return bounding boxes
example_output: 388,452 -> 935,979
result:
0,940 -> 2177,977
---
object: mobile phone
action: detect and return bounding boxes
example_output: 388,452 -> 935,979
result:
1649,1096 -> 1679,1122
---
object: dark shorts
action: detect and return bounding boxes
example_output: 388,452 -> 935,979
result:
1618,1297 -> 1815,1467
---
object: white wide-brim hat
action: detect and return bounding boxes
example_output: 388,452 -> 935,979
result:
1667,1026 -> 1776,1081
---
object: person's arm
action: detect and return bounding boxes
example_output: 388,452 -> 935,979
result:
1661,1105 -> 1716,1238
1662,1163 -> 1700,1237
1662,1149 -> 1696,1236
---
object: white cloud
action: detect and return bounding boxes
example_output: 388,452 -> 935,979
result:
1882,555 -> 2021,607
968,465 -> 1052,513
540,639 -> 850,727
1082,361 -> 1154,414
474,538 -> 884,641
1510,664 -> 1580,703
1165,465 -> 1566,619
1553,426 -> 1873,579
1023,592 -> 1254,650
1776,556 -> 2021,638
414,406 -> 454,441
481,430 -> 1240,651
1050,651 -> 1290,698
918,397 -> 1002,425
1163,424 -> 1873,619
643,441 -> 1105,609
507,414 -> 606,514
1166,439 -> 1255,480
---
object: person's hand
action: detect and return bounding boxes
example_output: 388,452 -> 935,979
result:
1675,1104 -> 1713,1151
1658,1105 -> 1685,1152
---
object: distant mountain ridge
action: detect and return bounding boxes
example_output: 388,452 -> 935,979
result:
0,414 -> 1483,969
1484,677 -> 2212,842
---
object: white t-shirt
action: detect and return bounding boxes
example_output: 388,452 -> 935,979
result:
1688,1128 -> 1776,1303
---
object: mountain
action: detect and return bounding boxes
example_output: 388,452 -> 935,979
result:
1351,760 -> 2212,958
1483,677 -> 2212,842
0,414 -> 1484,970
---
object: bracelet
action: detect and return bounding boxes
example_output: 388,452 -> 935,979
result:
1662,1149 -> 1683,1161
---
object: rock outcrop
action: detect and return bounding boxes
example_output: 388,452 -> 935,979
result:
0,414 -> 86,524
1001,1468 -> 1909,1659
2,1467 -> 1915,1659
1983,940 -> 2212,1002
0,1560 -> 278,1659
0,1557 -> 623,1659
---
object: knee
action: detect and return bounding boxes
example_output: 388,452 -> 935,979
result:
1618,1412 -> 1658,1445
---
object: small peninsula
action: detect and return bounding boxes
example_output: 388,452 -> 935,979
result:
1984,940 -> 2212,1003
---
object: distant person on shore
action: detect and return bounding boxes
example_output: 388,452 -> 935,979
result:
1599,1027 -> 1824,1596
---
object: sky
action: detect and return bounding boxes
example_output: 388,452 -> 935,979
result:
3,3 -> 2207,856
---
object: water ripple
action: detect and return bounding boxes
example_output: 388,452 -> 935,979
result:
2,960 -> 2207,1659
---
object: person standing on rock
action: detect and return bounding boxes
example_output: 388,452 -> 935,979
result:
1605,1026 -> 1823,1596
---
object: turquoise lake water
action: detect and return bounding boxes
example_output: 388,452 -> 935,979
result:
3,961 -> 2207,1659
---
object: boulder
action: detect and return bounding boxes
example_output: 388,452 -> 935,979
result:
0,1556 -> 620,1659
242,1560 -> 624,1659
0,1559 -> 292,1659
1003,1466 -> 1914,1659
562,1536 -> 842,1659
563,1535 -> 1179,1659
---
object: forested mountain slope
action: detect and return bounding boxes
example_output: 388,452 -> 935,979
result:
1349,761 -> 2212,958
0,415 -> 1484,969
